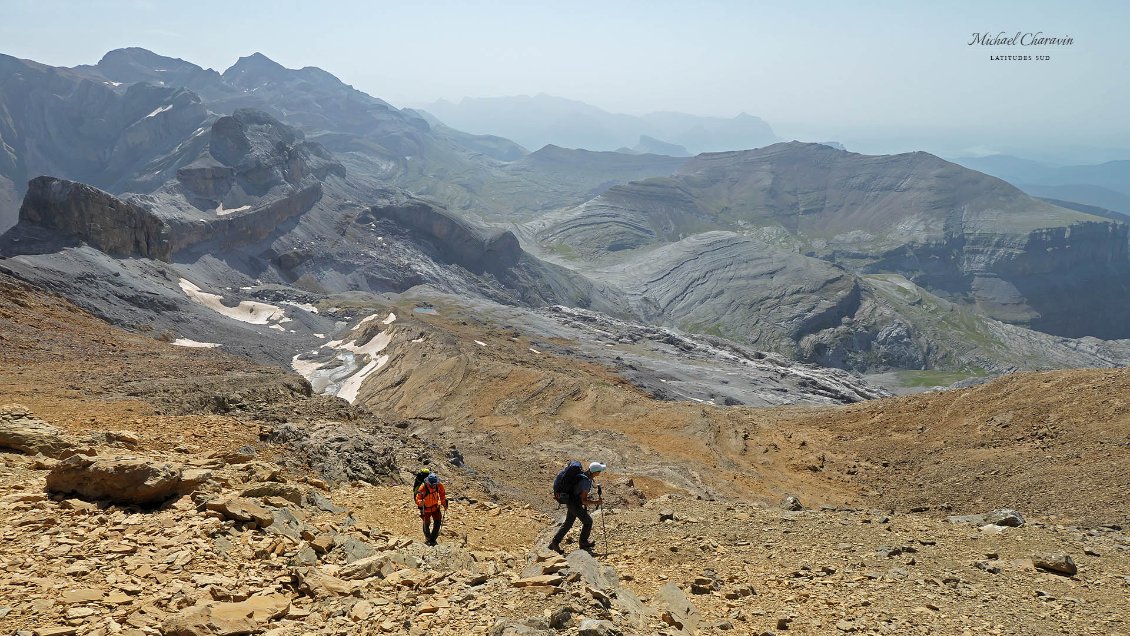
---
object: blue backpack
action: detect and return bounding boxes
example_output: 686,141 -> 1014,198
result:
553,460 -> 584,503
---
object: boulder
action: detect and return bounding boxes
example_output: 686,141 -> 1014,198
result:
655,583 -> 700,635
985,509 -> 1026,527
241,482 -> 304,504
566,550 -> 619,591
339,554 -> 399,580
1034,554 -> 1078,576
163,593 -> 289,635
947,509 -> 1025,527
294,568 -> 357,598
781,495 -> 803,511
338,536 -> 377,563
45,454 -> 193,506
0,405 -> 75,458
205,498 -> 274,526
578,619 -> 620,636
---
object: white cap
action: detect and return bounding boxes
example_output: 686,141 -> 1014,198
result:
588,462 -> 606,473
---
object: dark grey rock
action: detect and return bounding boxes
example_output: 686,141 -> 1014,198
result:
265,507 -> 305,542
566,550 -> 619,591
294,546 -> 318,566
306,490 -> 346,513
975,561 -> 1001,574
654,583 -> 699,634
338,536 -> 377,564
547,605 -> 576,629
781,495 -> 803,511
265,421 -> 399,485
985,509 -> 1026,527
578,619 -> 620,636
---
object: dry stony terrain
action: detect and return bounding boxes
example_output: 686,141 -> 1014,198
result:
1,273 -> 1129,636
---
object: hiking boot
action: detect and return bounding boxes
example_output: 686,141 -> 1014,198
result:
580,540 -> 598,551
547,542 -> 564,555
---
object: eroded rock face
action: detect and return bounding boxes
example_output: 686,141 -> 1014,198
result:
201,109 -> 345,197
45,454 -> 196,506
18,177 -> 172,260
365,197 -> 522,275
0,404 -> 75,458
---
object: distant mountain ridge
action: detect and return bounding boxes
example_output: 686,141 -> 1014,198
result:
953,154 -> 1130,215
0,48 -> 690,232
423,94 -> 777,155
533,142 -> 1130,342
4,47 -> 1130,385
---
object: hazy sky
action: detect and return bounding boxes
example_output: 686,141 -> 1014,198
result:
3,0 -> 1128,160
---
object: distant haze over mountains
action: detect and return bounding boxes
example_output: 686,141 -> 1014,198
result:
422,94 -> 777,155
5,46 -> 1130,388
951,154 -> 1130,217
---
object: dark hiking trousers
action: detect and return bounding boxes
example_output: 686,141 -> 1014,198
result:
422,508 -> 442,544
551,499 -> 592,546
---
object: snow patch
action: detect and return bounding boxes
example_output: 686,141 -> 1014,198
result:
145,104 -> 173,118
358,312 -> 394,326
281,301 -> 319,314
172,338 -> 221,348
178,278 -> 286,325
337,355 -> 390,404
474,340 -> 487,347
291,327 -> 397,405
215,203 -> 251,217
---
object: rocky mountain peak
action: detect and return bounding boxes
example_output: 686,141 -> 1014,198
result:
95,47 -> 204,76
222,52 -> 291,88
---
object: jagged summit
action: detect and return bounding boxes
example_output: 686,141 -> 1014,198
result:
222,51 -> 291,86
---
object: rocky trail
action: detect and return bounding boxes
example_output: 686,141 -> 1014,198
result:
2,273 -> 1130,635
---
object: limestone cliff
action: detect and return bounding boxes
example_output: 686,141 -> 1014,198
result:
17,177 -> 171,260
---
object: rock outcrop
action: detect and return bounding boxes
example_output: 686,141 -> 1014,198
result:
364,196 -> 523,275
0,404 -> 75,458
17,177 -> 172,260
45,454 -> 205,506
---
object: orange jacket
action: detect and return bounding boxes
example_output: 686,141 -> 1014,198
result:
415,483 -> 448,511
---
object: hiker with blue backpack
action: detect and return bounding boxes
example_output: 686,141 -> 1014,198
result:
548,461 -> 605,554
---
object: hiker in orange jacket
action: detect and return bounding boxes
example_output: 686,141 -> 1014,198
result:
414,473 -> 448,546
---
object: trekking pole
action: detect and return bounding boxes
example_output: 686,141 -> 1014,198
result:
598,485 -> 608,557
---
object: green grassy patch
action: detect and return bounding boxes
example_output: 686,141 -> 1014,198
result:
542,241 -> 579,260
895,368 -> 988,388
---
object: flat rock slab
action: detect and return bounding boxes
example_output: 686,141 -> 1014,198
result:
512,574 -> 563,587
0,404 -> 75,458
163,593 -> 290,635
205,498 -> 274,526
46,454 -> 190,506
